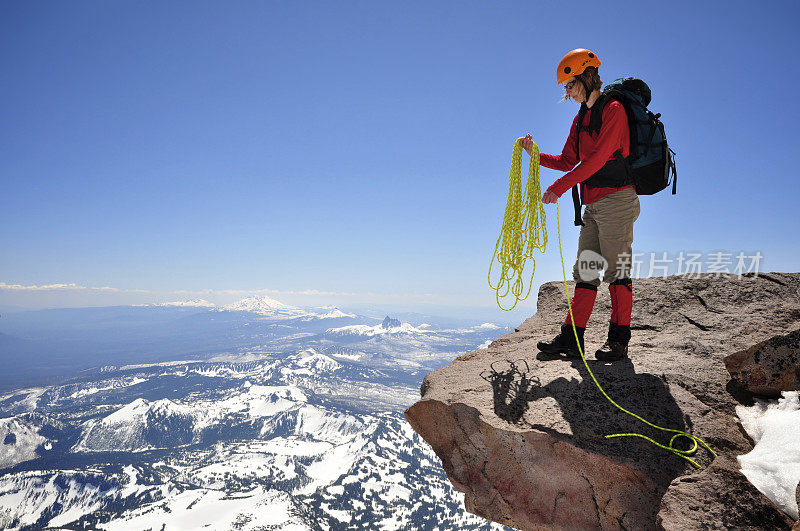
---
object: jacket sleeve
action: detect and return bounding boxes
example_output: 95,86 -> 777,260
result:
539,115 -> 579,172
546,101 -> 628,198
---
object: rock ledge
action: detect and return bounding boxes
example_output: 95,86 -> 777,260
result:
406,274 -> 800,530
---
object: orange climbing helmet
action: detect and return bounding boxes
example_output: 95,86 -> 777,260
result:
556,49 -> 601,84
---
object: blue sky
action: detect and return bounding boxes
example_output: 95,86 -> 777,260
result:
1,1 -> 797,320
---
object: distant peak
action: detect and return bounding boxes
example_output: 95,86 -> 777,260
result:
157,299 -> 216,308
381,316 -> 402,329
226,295 -> 292,309
317,307 -> 357,319
221,295 -> 305,316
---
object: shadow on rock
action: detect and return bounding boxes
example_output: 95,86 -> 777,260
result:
525,354 -> 698,493
481,359 -> 548,424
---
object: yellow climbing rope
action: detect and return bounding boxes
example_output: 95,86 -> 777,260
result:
555,202 -> 717,468
488,138 -> 547,311
490,136 -> 717,468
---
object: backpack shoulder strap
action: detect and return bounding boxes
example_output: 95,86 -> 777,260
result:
571,96 -> 611,227
571,185 -> 584,226
574,93 -> 615,149
575,96 -> 611,159
586,93 -> 612,135
575,102 -> 589,128
602,89 -> 638,162
570,104 -> 589,226
575,103 -> 588,162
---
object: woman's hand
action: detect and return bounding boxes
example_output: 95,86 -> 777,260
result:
519,134 -> 534,156
542,189 -> 559,204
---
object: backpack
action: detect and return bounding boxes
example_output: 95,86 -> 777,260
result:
570,77 -> 677,224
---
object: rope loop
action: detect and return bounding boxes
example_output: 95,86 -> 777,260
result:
488,138 -> 547,311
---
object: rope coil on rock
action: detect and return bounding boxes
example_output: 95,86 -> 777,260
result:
555,201 -> 717,468
490,136 -> 717,468
488,138 -> 547,311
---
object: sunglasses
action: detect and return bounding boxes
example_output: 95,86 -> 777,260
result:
563,79 -> 578,91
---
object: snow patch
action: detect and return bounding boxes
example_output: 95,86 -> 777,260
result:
289,349 -> 341,372
0,388 -> 46,415
737,391 -> 800,520
69,377 -> 147,399
0,417 -> 47,469
100,486 -> 299,530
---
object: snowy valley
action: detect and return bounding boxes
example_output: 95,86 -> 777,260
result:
0,297 -> 512,529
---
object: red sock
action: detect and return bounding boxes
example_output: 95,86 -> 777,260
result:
564,283 -> 597,328
609,284 -> 619,324
611,279 -> 633,326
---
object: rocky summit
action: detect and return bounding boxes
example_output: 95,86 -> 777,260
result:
405,273 -> 800,530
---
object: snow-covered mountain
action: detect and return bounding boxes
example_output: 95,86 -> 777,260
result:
285,348 -> 342,373
222,295 -> 293,312
75,397 -> 198,452
0,302 -> 513,529
0,302 -> 509,395
325,315 -> 430,338
219,298 -> 362,322
315,306 -> 357,319
0,348 -> 509,530
220,295 -> 310,319
133,299 -> 217,307
73,382 -> 356,454
0,417 -> 47,469
158,299 -> 216,307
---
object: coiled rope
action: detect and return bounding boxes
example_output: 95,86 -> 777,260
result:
488,138 -> 547,311
490,137 -> 717,468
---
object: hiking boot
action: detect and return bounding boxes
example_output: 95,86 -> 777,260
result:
595,323 -> 631,361
537,324 -> 585,359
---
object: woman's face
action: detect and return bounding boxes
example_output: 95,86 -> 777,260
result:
563,77 -> 584,103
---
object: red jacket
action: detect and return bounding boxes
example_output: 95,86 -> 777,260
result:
540,100 -> 634,204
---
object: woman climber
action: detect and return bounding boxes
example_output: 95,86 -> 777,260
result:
520,48 -> 640,362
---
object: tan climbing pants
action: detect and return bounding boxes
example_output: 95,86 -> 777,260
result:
572,186 -> 640,286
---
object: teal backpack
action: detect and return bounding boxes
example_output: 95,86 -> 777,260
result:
571,77 -> 677,224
